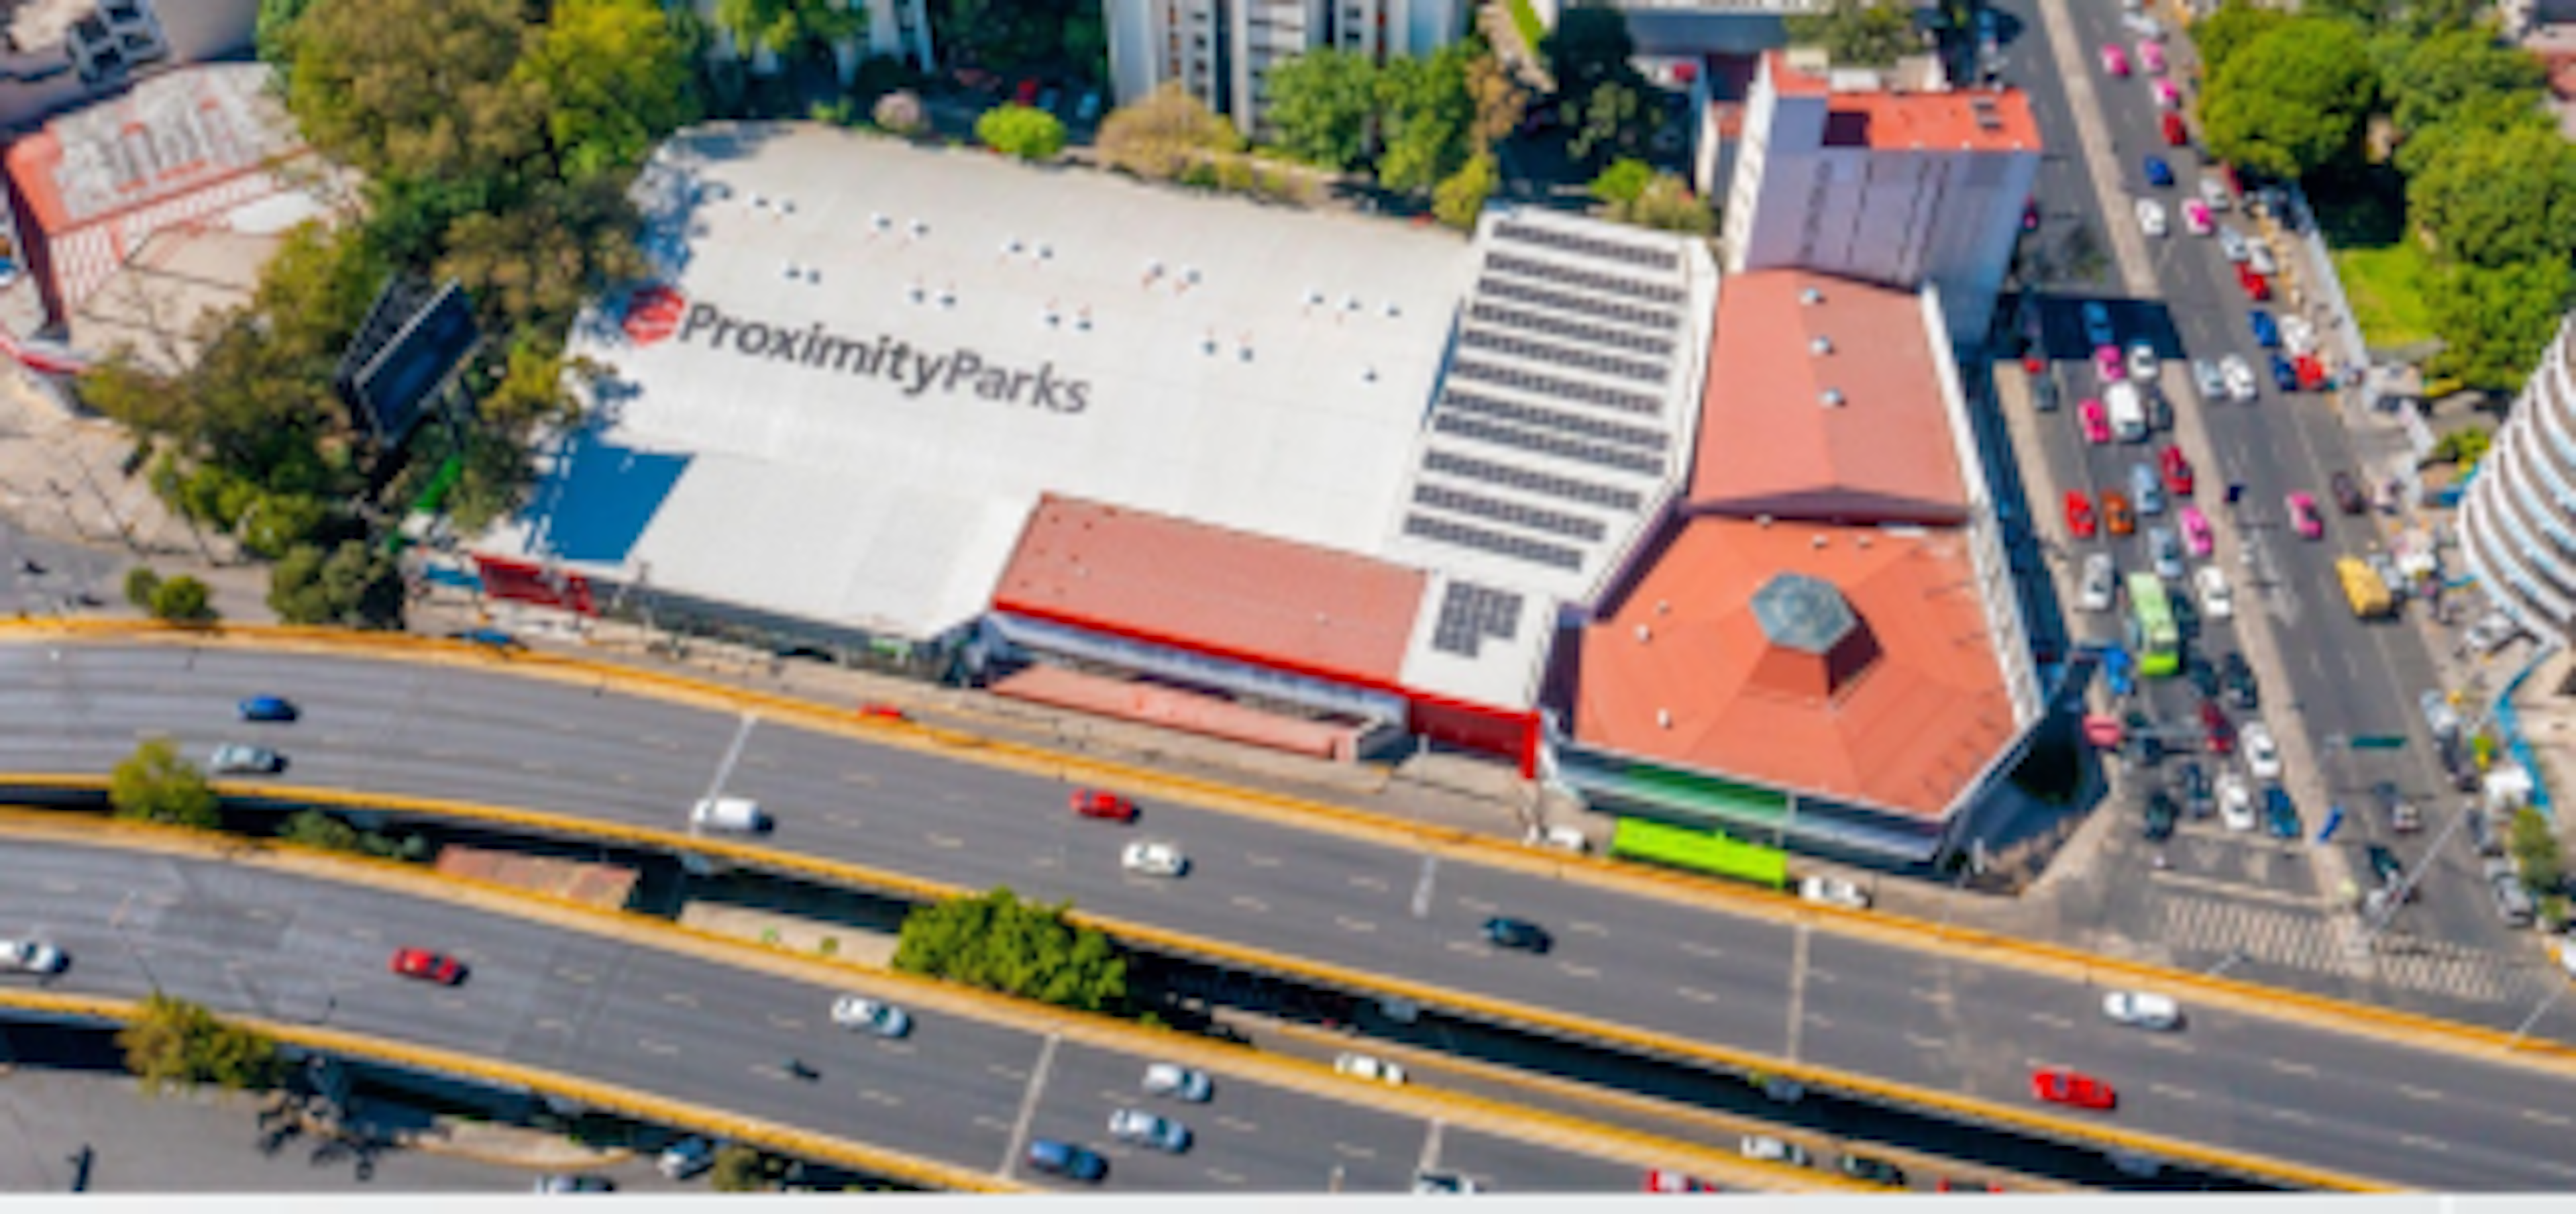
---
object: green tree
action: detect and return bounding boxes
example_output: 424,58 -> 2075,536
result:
1097,83 -> 1242,181
2426,258 -> 2573,393
2383,28 -> 2546,142
516,0 -> 699,183
119,995 -> 282,1094
1611,172 -> 1715,235
1540,2 -> 1640,100
1567,79 -> 1646,169
2199,18 -> 2376,179
268,540 -> 407,629
2193,1 -> 2294,81
148,576 -> 217,625
708,1144 -> 776,1193
2410,123 -> 2576,270
110,739 -> 220,829
1462,47 -> 1526,154
278,809 -> 366,853
1265,49 -> 1382,170
1376,46 -> 1477,193
2509,806 -> 2564,895
892,888 -> 1128,1013
1782,0 -> 1919,69
2392,87 -> 2553,178
1434,152 -> 1499,231
256,0 -> 318,66
975,103 -> 1069,160
1589,157 -> 1653,206
123,566 -> 162,612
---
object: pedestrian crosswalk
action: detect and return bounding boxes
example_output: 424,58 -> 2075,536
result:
2155,891 -> 2537,1005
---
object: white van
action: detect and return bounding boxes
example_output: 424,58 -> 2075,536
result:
691,797 -> 771,833
2105,382 -> 2147,442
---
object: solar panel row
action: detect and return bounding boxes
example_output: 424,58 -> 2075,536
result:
1403,512 -> 1585,571
1485,252 -> 1684,305
1458,327 -> 1665,387
1413,482 -> 1608,542
1492,221 -> 1680,272
1474,274 -> 1678,336
1429,580 -> 1527,658
1433,412 -> 1666,476
1440,387 -> 1668,453
1448,358 -> 1662,417
1421,448 -> 1644,511
1467,301 -> 1674,359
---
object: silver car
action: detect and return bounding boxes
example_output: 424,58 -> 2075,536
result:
2149,526 -> 2185,580
1141,1062 -> 1213,1102
2247,239 -> 2278,275
1108,1107 -> 1192,1153
1,938 -> 65,973
2079,554 -> 2118,613
2220,354 -> 2259,402
2216,224 -> 2250,264
2190,358 -> 2224,402
207,744 -> 283,774
2131,462 -> 2164,516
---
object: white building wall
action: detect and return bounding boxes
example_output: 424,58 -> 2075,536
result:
2463,315 -> 2576,643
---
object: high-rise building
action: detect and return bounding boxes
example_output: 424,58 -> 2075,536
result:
1718,50 -> 2038,344
1105,0 -> 1462,137
2461,315 -> 2576,642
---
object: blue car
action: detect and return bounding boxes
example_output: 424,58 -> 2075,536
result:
2144,156 -> 2174,187
2249,309 -> 2279,348
2264,785 -> 2301,840
237,695 -> 298,723
2269,353 -> 2298,392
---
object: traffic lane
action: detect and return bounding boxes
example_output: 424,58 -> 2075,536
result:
1794,929 -> 2045,1111
1432,1125 -> 1648,1194
1025,1040 -> 1421,1193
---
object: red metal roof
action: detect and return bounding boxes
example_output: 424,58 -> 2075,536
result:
991,495 -> 1428,687
1763,52 -> 2041,152
1572,517 -> 2016,819
1689,270 -> 1969,523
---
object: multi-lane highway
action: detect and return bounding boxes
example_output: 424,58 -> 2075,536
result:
0,831 -> 1723,1194
1999,0 -> 2519,974
6,640 -> 2575,1187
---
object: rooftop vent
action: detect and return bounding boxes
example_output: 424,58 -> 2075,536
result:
1799,287 -> 1823,305
1076,308 -> 1093,332
1819,389 -> 1845,407
1811,534 -> 1829,549
1972,96 -> 2002,132
1656,709 -> 1673,729
1305,287 -> 1324,305
1809,336 -> 1832,356
1037,244 -> 1054,260
910,218 -> 929,237
871,212 -> 890,232
1383,301 -> 1401,318
1757,514 -> 1774,527
1635,623 -> 1652,642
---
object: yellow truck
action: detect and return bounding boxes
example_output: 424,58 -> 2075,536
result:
2337,555 -> 2393,619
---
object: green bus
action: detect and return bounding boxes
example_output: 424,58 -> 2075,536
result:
2125,571 -> 2180,678
1608,817 -> 1788,889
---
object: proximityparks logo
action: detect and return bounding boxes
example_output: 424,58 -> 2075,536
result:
616,285 -> 1090,413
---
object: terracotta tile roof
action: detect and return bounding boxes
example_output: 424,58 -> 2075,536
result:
991,495 -> 1428,686
1689,270 -> 1968,523
1572,517 -> 2016,819
1763,52 -> 2040,152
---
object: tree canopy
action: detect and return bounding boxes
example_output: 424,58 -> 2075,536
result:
2198,17 -> 2376,179
1266,48 -> 1381,170
268,540 -> 407,629
119,995 -> 282,1095
2408,122 -> 2576,270
1782,0 -> 1920,69
1097,84 -> 1242,181
2192,1 -> 2294,80
1609,173 -> 1715,236
1434,152 -> 1499,231
2382,28 -> 2546,142
892,888 -> 1128,1014
2425,259 -> 2573,393
976,103 -> 1069,160
111,738 -> 221,829
518,0 -> 702,183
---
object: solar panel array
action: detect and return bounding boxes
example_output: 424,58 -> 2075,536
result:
1429,581 -> 1527,658
1396,215 -> 1697,586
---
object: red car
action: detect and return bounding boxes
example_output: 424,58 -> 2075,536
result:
1644,1169 -> 1719,1193
2235,262 -> 2271,301
1070,788 -> 1138,822
390,947 -> 465,985
2064,491 -> 2098,540
2159,445 -> 2194,496
1014,77 -> 1041,106
2200,699 -> 2236,755
2161,112 -> 2187,147
2031,1067 -> 2117,1110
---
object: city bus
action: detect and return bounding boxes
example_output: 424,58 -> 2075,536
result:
1608,818 -> 1788,889
2125,571 -> 2180,677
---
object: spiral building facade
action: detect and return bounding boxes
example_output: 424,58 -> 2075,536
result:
2461,314 -> 2576,643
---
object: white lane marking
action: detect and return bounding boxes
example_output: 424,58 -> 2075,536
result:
1455,897 -> 1498,915
1415,1120 -> 1444,1174
1334,1142 -> 1377,1159
1445,940 -> 1490,956
520,758 -> 557,774
2027,1012 -> 2074,1030
1783,924 -> 1813,1062
2394,1084 -> 2445,1103
38,878 -> 75,894
611,772 -> 635,785
1806,968 -> 1839,984
2148,1082 -> 2198,1101
661,992 -> 700,1008
997,1034 -> 1062,1178
973,1115 -> 1011,1132
841,771 -> 879,786
2524,1109 -> 2575,1127
1244,853 -> 1281,868
637,1038 -> 678,1056
2259,1106 -> 2316,1125
1806,1013 -> 1835,1030
1030,855 -> 1059,868
1347,874 -> 1389,892
2141,1036 -> 2198,1054
1568,920 -> 1609,937
1216,1115 -> 1259,1133
553,968 -> 597,985
1676,986 -> 1719,1004
1334,916 -> 1377,934
1410,856 -> 1440,919
691,711 -> 761,823
1678,941 -> 1726,960
1230,895 -> 1270,913
2266,1059 -> 2318,1076
533,1017 -> 572,1033
875,1042 -> 915,1056
859,1089 -> 904,1107
2397,1133 -> 2449,1153
346,926 -> 381,942
1557,962 -> 1600,979
1904,1032 -> 1947,1050
926,833 -> 965,849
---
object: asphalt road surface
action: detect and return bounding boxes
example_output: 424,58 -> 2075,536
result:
0,833 -> 1673,1194
5,643 -> 2575,1186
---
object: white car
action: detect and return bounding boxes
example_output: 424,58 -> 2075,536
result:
2127,340 -> 2159,382
830,995 -> 912,1038
2195,565 -> 2233,620
2247,240 -> 2277,275
2218,772 -> 2256,832
2279,314 -> 2316,356
1121,840 -> 1189,878
2079,553 -> 2118,613
1141,1062 -> 1213,1102
1798,874 -> 1870,910
0,938 -> 65,974
1108,1107 -> 1192,1153
2220,354 -> 2258,402
657,1137 -> 716,1180
2241,721 -> 2282,780
2216,224 -> 2250,263
1525,823 -> 1589,853
2148,525 -> 2184,581
207,744 -> 283,774
2200,175 -> 2231,211
1740,1135 -> 1812,1166
2102,990 -> 2183,1029
2135,197 -> 2168,238
1334,1052 -> 1406,1085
